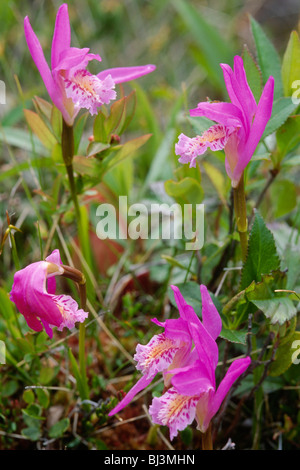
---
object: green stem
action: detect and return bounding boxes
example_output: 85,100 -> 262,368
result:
201,424 -> 213,450
233,173 -> 248,262
61,120 -> 89,400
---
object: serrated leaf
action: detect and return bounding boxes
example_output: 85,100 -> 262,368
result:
219,328 -> 248,344
251,296 -> 296,325
250,16 -> 283,100
242,45 -> 263,103
262,97 -> 298,139
282,31 -> 300,96
241,211 -> 280,289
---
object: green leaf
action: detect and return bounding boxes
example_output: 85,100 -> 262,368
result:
276,115 -> 300,159
251,296 -> 296,325
104,97 -> 126,137
173,0 -> 233,91
269,331 -> 300,376
21,426 -> 41,441
68,348 -> 88,400
39,366 -> 56,385
245,270 -> 297,325
164,177 -> 204,206
262,97 -> 298,139
241,211 -> 280,289
22,403 -> 44,420
242,45 -> 263,103
250,16 -> 283,100
23,389 -> 35,405
35,388 -> 50,409
101,134 -> 152,176
270,179 -> 297,218
49,418 -> 70,439
282,31 -> 300,96
24,109 -> 57,150
202,161 -> 227,206
219,328 -> 248,344
2,380 -> 19,397
0,127 -> 49,156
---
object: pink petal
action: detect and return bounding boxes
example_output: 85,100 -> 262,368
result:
10,261 -> 64,333
53,294 -> 88,332
233,76 -> 274,184
189,319 -> 218,386
45,249 -> 63,295
24,16 -> 57,104
190,101 -> 243,129
211,356 -> 251,417
200,285 -> 222,341
133,333 -> 182,379
51,3 -> 71,70
170,360 -> 214,396
149,387 -> 199,440
108,374 -> 153,416
97,64 -> 156,84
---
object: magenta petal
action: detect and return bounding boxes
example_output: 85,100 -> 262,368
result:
149,388 -> 199,441
232,55 -> 257,119
51,3 -> 71,70
108,374 -> 153,416
10,261 -> 63,333
211,356 -> 251,417
190,102 -> 243,129
97,64 -> 156,84
45,249 -> 63,295
189,319 -> 218,386
237,76 -> 274,175
54,47 -> 101,72
200,285 -> 222,341
24,17 -> 57,104
170,360 -> 213,396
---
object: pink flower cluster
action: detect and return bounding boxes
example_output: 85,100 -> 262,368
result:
109,284 -> 251,440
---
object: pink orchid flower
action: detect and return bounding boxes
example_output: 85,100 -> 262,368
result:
175,55 -> 274,187
24,3 -> 156,126
108,284 -> 223,417
149,311 -> 251,439
10,249 -> 88,339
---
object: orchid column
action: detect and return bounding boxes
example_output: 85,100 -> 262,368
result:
175,56 -> 274,261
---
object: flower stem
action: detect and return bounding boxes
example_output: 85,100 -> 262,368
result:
201,424 -> 213,450
233,173 -> 248,262
61,120 -> 89,400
